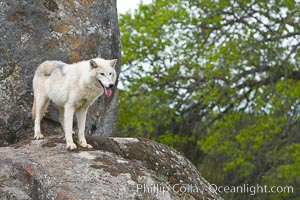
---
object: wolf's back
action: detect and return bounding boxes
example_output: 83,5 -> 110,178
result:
34,61 -> 66,77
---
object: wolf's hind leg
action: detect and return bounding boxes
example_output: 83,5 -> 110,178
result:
34,94 -> 49,140
58,106 -> 65,136
76,107 -> 93,149
42,99 -> 50,116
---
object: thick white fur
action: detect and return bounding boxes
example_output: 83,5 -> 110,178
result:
32,58 -> 117,150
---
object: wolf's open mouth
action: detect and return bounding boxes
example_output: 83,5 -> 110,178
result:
98,80 -> 112,97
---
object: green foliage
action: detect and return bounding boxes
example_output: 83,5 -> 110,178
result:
118,0 -> 300,199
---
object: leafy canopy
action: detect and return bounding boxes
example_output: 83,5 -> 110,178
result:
118,0 -> 300,199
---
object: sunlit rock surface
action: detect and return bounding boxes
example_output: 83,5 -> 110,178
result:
0,136 -> 223,200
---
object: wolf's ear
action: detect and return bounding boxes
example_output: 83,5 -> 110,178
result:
110,59 -> 117,69
90,59 -> 98,68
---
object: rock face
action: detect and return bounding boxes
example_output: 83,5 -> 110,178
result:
0,0 -> 120,146
0,136 -> 223,200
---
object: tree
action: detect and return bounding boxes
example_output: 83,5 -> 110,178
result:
118,0 -> 299,199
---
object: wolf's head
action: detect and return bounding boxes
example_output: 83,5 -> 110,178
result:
90,58 -> 117,97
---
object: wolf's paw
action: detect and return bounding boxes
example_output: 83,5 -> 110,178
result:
66,142 -> 77,150
34,132 -> 44,140
80,143 -> 93,149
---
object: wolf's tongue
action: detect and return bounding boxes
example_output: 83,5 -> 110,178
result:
104,87 -> 112,97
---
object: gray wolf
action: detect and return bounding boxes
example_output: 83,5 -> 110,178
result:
32,58 -> 117,150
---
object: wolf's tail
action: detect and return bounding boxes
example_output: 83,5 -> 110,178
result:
32,97 -> 36,120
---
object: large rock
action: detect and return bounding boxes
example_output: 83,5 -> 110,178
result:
0,136 -> 223,200
0,0 -> 120,145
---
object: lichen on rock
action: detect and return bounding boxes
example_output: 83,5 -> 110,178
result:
0,136 -> 223,200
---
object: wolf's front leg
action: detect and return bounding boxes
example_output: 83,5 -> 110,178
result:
64,103 -> 76,150
76,107 -> 93,149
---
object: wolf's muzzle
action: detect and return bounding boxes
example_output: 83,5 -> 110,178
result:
109,83 -> 114,88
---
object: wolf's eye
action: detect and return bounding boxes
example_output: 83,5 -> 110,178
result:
100,73 -> 105,76
109,73 -> 112,76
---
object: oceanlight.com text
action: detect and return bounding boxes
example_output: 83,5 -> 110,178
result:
136,183 -> 294,196
210,184 -> 294,196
